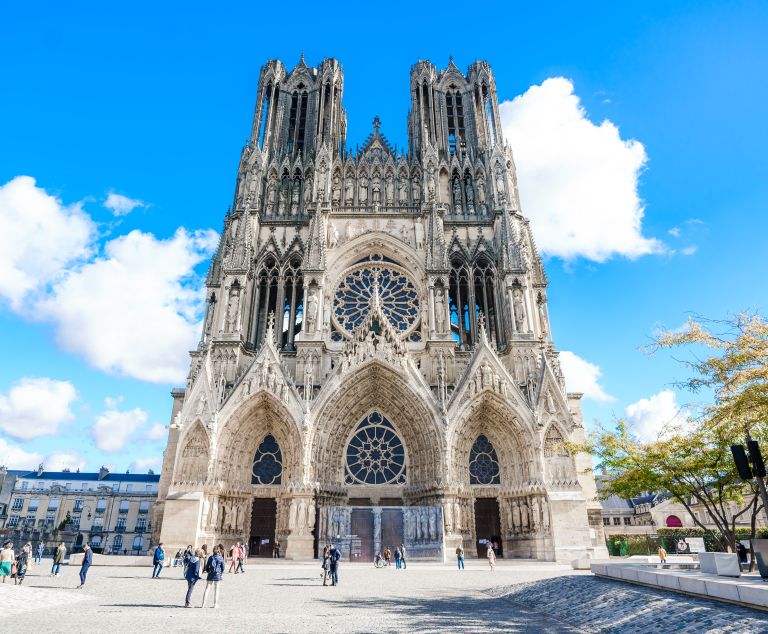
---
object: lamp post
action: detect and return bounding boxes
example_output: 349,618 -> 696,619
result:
730,433 -> 768,524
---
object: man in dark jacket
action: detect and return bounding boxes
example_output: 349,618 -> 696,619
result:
183,549 -> 202,607
201,545 -> 225,608
76,544 -> 93,589
329,543 -> 341,586
152,543 -> 165,578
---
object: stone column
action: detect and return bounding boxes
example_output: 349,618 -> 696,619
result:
372,507 -> 382,557
428,284 -> 436,339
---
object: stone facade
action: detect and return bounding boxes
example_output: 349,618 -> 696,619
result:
156,55 -> 608,562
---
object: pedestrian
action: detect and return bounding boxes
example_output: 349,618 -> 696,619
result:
235,542 -> 246,574
201,545 -> 225,608
152,542 -> 165,578
35,542 -> 44,564
182,544 -> 193,573
172,550 -> 183,567
228,543 -> 237,574
329,543 -> 341,586
23,542 -> 33,563
14,547 -> 29,585
76,543 -> 93,589
657,546 -> 667,564
321,545 -> 330,586
183,548 -> 202,608
51,541 -> 66,576
399,543 -> 407,570
487,545 -> 496,571
200,544 -> 209,572
383,546 -> 391,566
456,544 -> 465,570
394,547 -> 402,569
273,538 -> 280,558
736,541 -> 748,564
0,541 -> 14,583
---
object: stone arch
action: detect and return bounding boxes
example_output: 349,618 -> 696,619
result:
449,394 -> 535,487
214,392 -> 303,490
310,362 -> 443,489
174,420 -> 210,485
542,422 -> 576,484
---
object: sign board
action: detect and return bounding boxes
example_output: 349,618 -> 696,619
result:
686,537 -> 706,553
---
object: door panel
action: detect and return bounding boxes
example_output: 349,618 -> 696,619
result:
250,498 -> 277,557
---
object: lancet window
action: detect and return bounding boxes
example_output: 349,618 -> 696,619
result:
286,88 -> 308,155
448,256 -> 501,348
446,89 -> 466,156
469,434 -> 501,485
251,434 -> 283,485
249,255 -> 304,351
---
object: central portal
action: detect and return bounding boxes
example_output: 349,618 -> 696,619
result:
474,497 -> 502,558
250,498 -> 277,557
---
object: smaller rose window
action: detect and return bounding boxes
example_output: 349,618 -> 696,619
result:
469,434 -> 500,485
345,412 -> 406,485
252,434 -> 283,485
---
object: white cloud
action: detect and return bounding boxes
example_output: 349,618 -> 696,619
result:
624,389 -> 690,442
0,377 -> 77,440
500,78 -> 663,262
130,457 -> 161,473
0,438 -> 42,470
45,450 -> 86,472
681,245 -> 698,256
0,176 -> 95,308
559,351 -> 614,403
144,423 -> 167,441
92,399 -> 148,452
37,227 -> 218,383
104,192 -> 145,217
668,227 -> 681,238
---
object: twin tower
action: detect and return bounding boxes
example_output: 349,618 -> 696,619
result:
156,56 -> 607,563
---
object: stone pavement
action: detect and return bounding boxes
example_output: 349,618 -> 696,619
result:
1,559 -> 766,633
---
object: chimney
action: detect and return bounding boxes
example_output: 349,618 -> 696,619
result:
98,466 -> 110,480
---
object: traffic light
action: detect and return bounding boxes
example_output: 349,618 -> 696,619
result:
747,440 -> 767,478
731,444 -> 753,480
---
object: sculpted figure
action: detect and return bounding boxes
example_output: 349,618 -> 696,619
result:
306,289 -> 319,333
428,508 -> 437,540
398,176 -> 408,203
495,168 -> 505,198
434,288 -> 447,333
539,301 -> 548,337
291,178 -> 300,214
452,177 -> 462,211
385,174 -> 394,204
307,501 -> 316,529
372,176 -> 381,203
224,288 -> 240,332
453,502 -> 462,531
477,177 -> 486,205
513,289 -> 526,332
443,502 -> 453,532
427,175 -> 435,200
288,501 -> 297,531
327,220 -> 338,248
344,177 -> 354,204
279,179 -> 288,214
267,178 -> 277,212
412,178 -> 421,203
414,220 -> 425,250
267,365 -> 276,391
358,175 -> 369,203
196,392 -> 207,416
465,178 -> 475,212
297,500 -> 307,534
332,175 -> 341,203
513,500 -> 521,533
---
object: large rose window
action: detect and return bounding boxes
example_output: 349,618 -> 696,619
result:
333,260 -> 419,336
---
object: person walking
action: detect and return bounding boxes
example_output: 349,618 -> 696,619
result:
487,545 -> 496,571
35,542 -> 44,565
76,543 -> 93,589
14,547 -> 29,584
399,543 -> 407,570
235,542 -> 245,574
201,545 -> 225,608
0,541 -> 14,583
394,547 -> 402,569
228,543 -> 237,574
182,544 -> 193,574
383,546 -> 392,567
321,545 -> 330,586
657,546 -> 667,564
273,538 -> 280,559
183,548 -> 202,607
51,541 -> 66,576
328,543 -> 341,586
456,544 -> 465,570
152,543 -> 166,578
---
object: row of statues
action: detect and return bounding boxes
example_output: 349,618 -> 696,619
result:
504,495 -> 551,535
202,496 -> 247,533
404,507 -> 442,542
288,498 -> 316,536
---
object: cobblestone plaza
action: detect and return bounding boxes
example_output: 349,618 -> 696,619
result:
2,561 -> 767,632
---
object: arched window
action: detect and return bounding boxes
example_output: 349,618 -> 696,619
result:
448,256 -> 500,347
251,434 -> 283,485
345,412 -> 406,485
287,91 -> 299,154
474,256 -> 499,343
483,84 -> 497,146
248,255 -> 303,351
469,435 -> 500,485
665,515 -> 683,528
281,256 -> 304,350
544,426 -> 568,458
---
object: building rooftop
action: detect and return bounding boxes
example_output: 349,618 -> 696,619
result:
7,469 -> 159,483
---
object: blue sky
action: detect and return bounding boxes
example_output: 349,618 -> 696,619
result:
0,1 -> 767,471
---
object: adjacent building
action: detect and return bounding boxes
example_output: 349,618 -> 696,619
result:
156,56 -> 608,562
0,465 -> 159,554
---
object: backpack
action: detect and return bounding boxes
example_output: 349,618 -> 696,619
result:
456,546 -> 464,556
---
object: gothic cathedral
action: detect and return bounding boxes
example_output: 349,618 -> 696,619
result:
155,56 -> 608,562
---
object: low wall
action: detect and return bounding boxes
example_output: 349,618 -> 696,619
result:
68,553 -> 158,567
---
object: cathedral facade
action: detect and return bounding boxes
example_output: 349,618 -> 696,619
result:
155,56 -> 607,562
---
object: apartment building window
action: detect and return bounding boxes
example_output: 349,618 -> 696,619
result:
132,536 -> 143,550
28,498 -> 40,513
136,517 -> 147,532
119,500 -> 130,513
602,517 -> 610,526
25,514 -> 35,527
112,483 -> 120,492
71,515 -> 81,529
46,513 -> 56,525
81,483 -> 89,491
613,517 -> 621,526
92,516 -> 104,529
112,534 -> 123,552
7,515 -> 20,527
65,482 -> 71,490
74,499 -> 84,512
146,485 -> 152,493
126,484 -> 134,493
96,498 -> 107,513
48,498 -> 61,511
115,517 -> 126,531
623,517 -> 632,526
11,498 -> 23,511
20,481 -> 28,491
139,500 -> 150,513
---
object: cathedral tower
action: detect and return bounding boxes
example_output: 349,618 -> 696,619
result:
156,56 -> 607,563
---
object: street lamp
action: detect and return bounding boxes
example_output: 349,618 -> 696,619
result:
731,435 -> 768,524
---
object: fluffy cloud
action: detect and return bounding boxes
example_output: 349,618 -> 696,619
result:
92,398 -> 148,452
144,423 -> 167,441
130,457 -> 162,473
0,438 -> 42,470
500,78 -> 663,261
559,351 -> 614,403
37,227 -> 218,383
0,377 -> 77,440
104,192 -> 145,216
45,450 -> 86,472
0,176 -> 95,308
624,389 -> 690,442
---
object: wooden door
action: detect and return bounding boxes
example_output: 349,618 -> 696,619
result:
474,497 -> 502,558
350,508 -> 374,563
250,498 -> 277,557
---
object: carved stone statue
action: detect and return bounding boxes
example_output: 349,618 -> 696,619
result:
385,174 -> 394,204
288,501 -> 297,532
434,288 -> 447,333
327,220 -> 338,248
372,176 -> 381,203
513,289 -> 526,332
344,177 -> 354,204
465,177 -> 475,212
412,178 -> 421,203
331,175 -> 341,203
452,177 -> 462,212
224,287 -> 240,332
291,177 -> 300,214
398,176 -> 408,203
306,289 -> 319,333
358,175 -> 368,203
414,220 -> 425,250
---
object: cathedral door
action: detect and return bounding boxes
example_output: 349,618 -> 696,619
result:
350,508 -> 374,562
250,498 -> 277,557
474,497 -> 502,558
381,509 -> 404,552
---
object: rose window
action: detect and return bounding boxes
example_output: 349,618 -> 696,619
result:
333,261 -> 419,336
345,412 -> 407,485
469,434 -> 500,485
251,434 -> 283,485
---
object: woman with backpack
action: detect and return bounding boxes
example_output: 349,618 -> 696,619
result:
201,545 -> 225,608
183,549 -> 202,608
